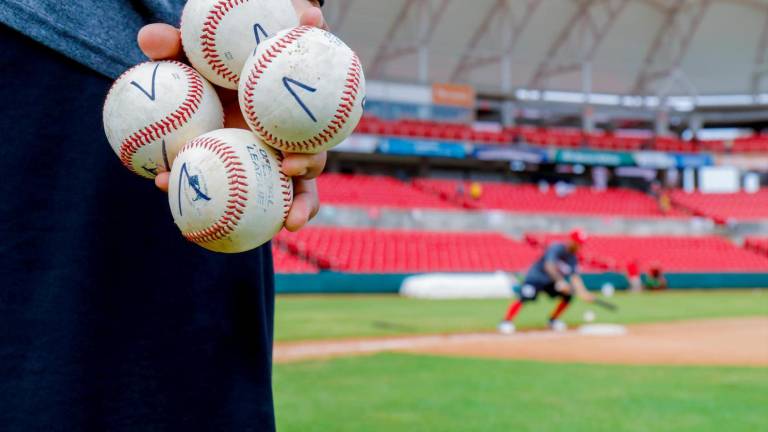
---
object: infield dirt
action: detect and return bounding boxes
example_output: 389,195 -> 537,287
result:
275,317 -> 768,366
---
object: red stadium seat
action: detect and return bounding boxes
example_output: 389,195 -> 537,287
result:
412,179 -> 683,218
276,227 -> 541,273
527,233 -> 768,272
669,190 -> 768,221
317,173 -> 461,210
272,243 -> 319,274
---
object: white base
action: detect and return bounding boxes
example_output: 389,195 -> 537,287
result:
578,324 -> 628,336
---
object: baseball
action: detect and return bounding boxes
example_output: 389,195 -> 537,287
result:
181,0 -> 299,89
103,60 -> 224,178
168,128 -> 292,253
601,282 -> 616,298
239,26 -> 366,154
583,310 -> 596,323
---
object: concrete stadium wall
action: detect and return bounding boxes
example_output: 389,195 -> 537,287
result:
313,205 -> 728,237
276,272 -> 768,294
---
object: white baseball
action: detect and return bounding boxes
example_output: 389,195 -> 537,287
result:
181,0 -> 299,89
103,61 -> 224,179
168,128 -> 292,254
239,26 -> 366,154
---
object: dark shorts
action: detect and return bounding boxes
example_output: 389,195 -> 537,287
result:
518,281 -> 571,302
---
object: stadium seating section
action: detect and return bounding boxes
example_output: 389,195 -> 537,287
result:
318,174 -> 768,221
317,173 -> 459,210
744,237 -> 768,258
355,116 -> 768,154
271,227 -> 768,274
526,233 -> 768,272
318,173 -> 683,217
272,243 -> 318,274
414,179 -> 680,217
670,190 -> 768,221
274,227 -> 541,273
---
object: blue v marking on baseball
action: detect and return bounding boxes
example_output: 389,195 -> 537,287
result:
177,163 -> 211,217
283,77 -> 318,122
130,63 -> 160,101
253,23 -> 269,54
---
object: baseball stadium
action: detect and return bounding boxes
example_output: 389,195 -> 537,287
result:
270,1 -> 768,430
1,0 -> 767,431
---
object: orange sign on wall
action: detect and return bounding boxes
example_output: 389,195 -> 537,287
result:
432,83 -> 476,108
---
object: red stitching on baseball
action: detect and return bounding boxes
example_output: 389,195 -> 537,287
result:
177,136 -> 249,244
242,26 -> 363,152
199,0 -> 250,85
117,61 -> 205,173
275,152 -> 293,219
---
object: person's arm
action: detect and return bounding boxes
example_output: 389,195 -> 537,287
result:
658,275 -> 668,290
570,274 -> 595,302
543,246 -> 570,292
544,260 -> 570,292
141,0 -> 328,232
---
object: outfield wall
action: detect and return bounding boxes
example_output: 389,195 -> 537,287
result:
276,272 -> 768,294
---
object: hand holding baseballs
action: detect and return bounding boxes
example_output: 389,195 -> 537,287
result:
137,0 -> 330,233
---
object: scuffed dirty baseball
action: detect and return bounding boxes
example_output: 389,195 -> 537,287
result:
168,128 -> 293,253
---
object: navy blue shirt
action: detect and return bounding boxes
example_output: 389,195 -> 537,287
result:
0,10 -> 277,432
1,0 -> 183,78
525,243 -> 580,285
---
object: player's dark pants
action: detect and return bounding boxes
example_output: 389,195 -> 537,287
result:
519,281 -> 573,304
0,25 -> 277,431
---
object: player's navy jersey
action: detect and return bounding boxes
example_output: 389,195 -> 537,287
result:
525,243 -> 579,285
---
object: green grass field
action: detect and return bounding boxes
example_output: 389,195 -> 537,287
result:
275,290 -> 768,341
275,354 -> 768,432
273,290 -> 768,431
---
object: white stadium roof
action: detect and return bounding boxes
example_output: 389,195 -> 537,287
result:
326,0 -> 768,98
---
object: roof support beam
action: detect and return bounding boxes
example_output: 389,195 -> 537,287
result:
449,0 -> 542,90
527,0 -> 630,89
631,0 -> 710,96
751,10 -> 768,95
368,0 -> 451,82
324,0 -> 354,31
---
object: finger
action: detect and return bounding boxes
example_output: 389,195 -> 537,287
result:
299,6 -> 328,30
138,23 -> 184,60
155,172 -> 170,193
284,179 -> 319,232
280,152 -> 327,179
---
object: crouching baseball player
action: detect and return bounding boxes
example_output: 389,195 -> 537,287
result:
499,229 -> 595,334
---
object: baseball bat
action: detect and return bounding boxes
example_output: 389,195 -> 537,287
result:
593,298 -> 618,311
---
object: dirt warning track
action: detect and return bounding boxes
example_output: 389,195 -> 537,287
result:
275,317 -> 768,366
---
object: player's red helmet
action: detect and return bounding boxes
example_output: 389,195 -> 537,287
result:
569,228 -> 588,245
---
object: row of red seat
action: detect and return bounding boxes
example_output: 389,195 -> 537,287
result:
319,174 -> 678,217
354,117 -> 768,154
274,227 -> 540,273
318,174 -> 768,220
272,243 -> 319,274
272,227 -> 768,274
317,173 -> 458,210
412,178 -> 683,218
670,190 -> 768,222
744,237 -> 768,257
526,233 -> 768,272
